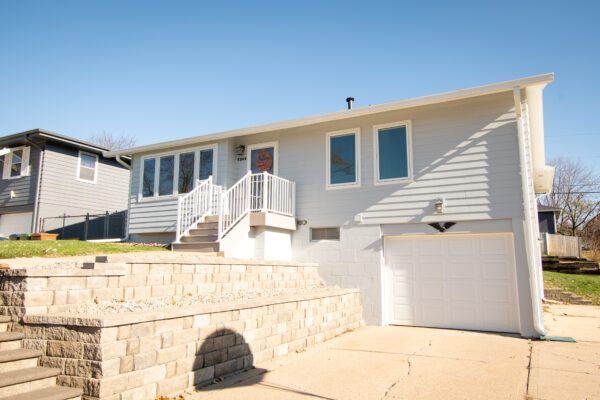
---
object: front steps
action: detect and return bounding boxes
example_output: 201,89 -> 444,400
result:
172,216 -> 220,252
0,316 -> 82,400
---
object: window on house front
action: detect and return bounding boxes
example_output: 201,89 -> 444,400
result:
2,146 -> 30,180
77,151 -> 98,183
159,155 -> 175,196
326,129 -> 360,189
374,121 -> 412,184
140,145 -> 216,200
178,152 -> 195,194
311,227 -> 340,241
199,149 -> 213,180
142,159 -> 155,197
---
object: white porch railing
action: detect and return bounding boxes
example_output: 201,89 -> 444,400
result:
219,172 -> 295,240
176,177 -> 219,242
176,172 -> 295,244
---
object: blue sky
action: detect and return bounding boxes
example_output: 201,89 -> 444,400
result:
0,1 -> 598,171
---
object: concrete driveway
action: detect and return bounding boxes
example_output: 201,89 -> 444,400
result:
187,304 -> 600,400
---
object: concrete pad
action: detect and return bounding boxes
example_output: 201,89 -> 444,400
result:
385,355 -> 528,400
531,341 -> 600,375
528,368 -> 600,400
543,304 -> 600,342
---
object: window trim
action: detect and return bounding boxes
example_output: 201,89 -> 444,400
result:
2,146 -> 31,180
372,120 -> 413,185
325,128 -> 361,190
138,144 -> 218,201
76,150 -> 99,184
246,141 -> 278,175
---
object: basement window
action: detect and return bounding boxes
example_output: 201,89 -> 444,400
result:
311,227 -> 340,241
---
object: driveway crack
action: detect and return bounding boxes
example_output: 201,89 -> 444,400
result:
525,341 -> 533,399
381,340 -> 432,399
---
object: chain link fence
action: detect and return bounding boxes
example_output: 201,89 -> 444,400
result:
41,211 -> 127,240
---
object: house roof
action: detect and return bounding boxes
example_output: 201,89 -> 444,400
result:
0,128 -> 128,158
104,73 -> 555,157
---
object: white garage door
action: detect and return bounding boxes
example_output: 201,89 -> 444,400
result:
385,233 -> 520,333
0,212 -> 33,237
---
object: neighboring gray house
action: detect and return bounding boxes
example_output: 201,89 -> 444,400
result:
105,74 -> 556,337
0,129 -> 130,237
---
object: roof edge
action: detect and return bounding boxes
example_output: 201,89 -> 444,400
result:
105,73 -> 554,157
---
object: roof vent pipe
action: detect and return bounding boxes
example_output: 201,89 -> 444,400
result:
346,97 -> 354,110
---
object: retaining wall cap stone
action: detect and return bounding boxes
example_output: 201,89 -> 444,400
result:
22,287 -> 359,328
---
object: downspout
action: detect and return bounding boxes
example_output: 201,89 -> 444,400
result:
115,155 -> 131,171
114,154 -> 132,241
25,136 -> 44,233
514,87 -> 547,337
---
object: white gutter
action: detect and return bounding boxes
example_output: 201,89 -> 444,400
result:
514,87 -> 547,337
104,73 -> 554,157
115,155 -> 131,170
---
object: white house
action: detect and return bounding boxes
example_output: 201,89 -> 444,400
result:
105,73 -> 555,338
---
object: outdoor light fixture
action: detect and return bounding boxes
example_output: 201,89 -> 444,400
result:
235,145 -> 246,156
296,219 -> 307,226
434,198 -> 445,214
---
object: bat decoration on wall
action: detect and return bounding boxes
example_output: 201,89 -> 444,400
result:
428,222 -> 456,232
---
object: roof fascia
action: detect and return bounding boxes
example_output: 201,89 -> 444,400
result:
105,73 -> 554,157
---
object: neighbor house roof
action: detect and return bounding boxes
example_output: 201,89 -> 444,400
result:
0,129 -> 129,159
104,73 -> 555,157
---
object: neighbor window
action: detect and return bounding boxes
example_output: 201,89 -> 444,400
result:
373,121 -> 412,184
311,227 -> 340,241
326,129 -> 360,189
2,146 -> 30,180
140,145 -> 216,199
77,151 -> 98,183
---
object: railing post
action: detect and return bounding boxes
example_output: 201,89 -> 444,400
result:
176,196 -> 182,242
262,171 -> 268,212
292,181 -> 296,216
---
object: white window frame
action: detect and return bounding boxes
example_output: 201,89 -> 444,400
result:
326,128 -> 361,190
372,120 -> 413,185
246,141 -> 278,175
76,150 -> 99,184
138,144 -> 218,201
2,146 -> 31,180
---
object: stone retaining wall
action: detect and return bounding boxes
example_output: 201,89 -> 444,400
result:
21,288 -> 362,400
0,259 -> 321,320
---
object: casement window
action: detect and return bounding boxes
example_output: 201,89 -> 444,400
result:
311,227 -> 340,241
373,121 -> 413,184
76,151 -> 99,183
326,128 -> 360,189
141,146 -> 216,199
2,146 -> 30,180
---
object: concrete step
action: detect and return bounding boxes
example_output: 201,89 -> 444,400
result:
172,242 -> 220,252
189,227 -> 218,236
0,366 -> 60,397
204,215 -> 218,223
0,332 -> 24,351
3,385 -> 83,400
181,235 -> 218,243
195,221 -> 218,229
0,349 -> 42,373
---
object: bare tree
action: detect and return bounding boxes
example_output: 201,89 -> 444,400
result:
89,131 -> 137,150
540,157 -> 600,236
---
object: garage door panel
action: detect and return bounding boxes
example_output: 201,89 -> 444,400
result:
385,233 -> 520,333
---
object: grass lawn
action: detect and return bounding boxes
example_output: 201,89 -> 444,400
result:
544,271 -> 600,305
0,240 -> 168,259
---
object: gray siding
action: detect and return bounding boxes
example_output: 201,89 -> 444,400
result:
0,146 -> 40,212
128,92 -> 523,234
37,143 -> 130,230
128,140 -> 229,233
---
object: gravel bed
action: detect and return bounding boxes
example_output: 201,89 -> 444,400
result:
70,285 -> 328,315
